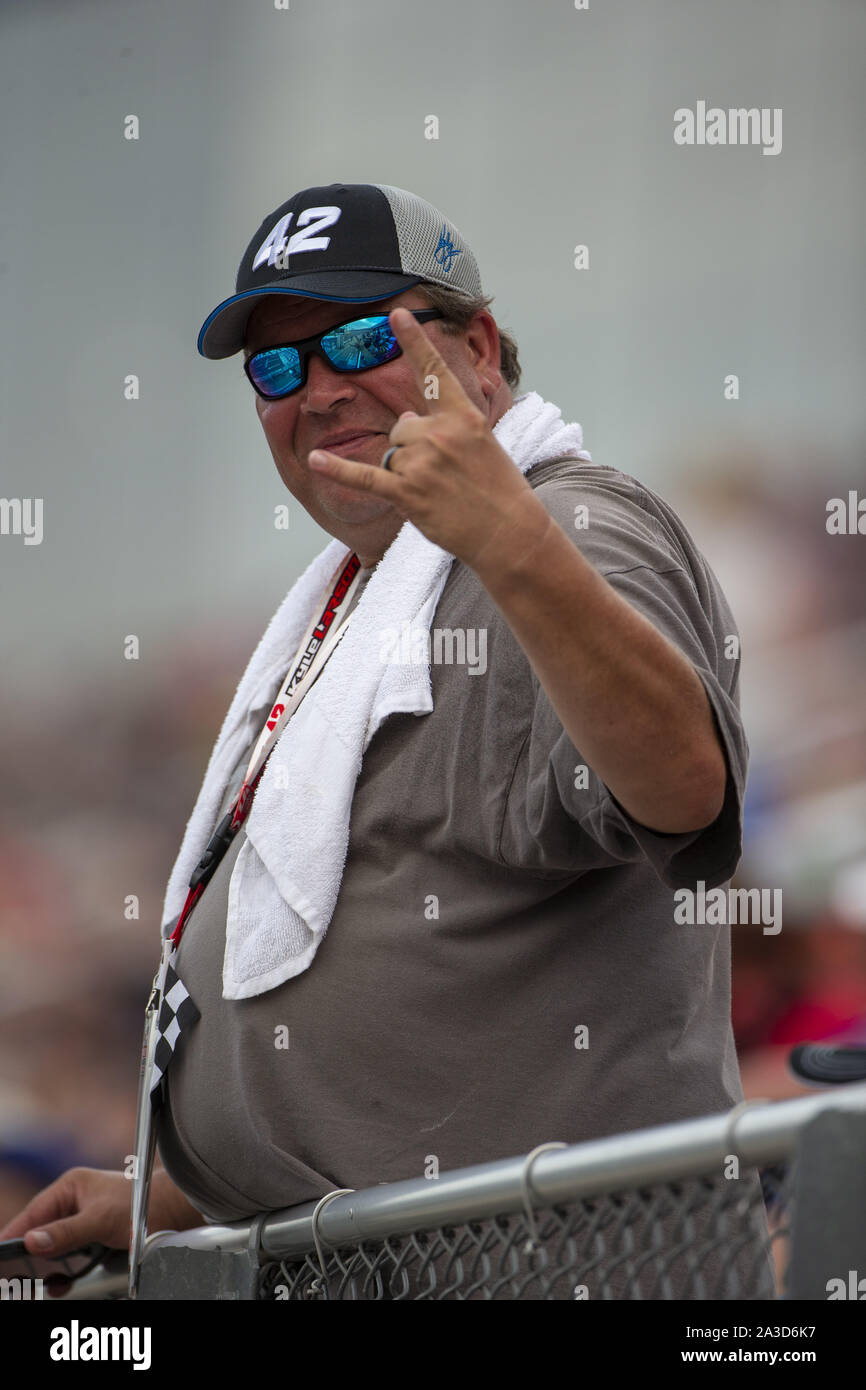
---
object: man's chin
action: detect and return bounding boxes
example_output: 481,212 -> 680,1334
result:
315,481 -> 394,525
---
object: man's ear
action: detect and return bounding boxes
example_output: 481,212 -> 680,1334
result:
466,311 -> 503,387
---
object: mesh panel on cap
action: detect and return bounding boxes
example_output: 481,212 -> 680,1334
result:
374,184 -> 482,296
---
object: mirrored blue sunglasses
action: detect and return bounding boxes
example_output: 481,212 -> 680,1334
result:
244,309 -> 444,401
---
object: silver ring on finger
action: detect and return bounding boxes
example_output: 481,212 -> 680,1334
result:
381,446 -> 401,472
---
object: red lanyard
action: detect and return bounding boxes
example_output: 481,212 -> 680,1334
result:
169,550 -> 363,949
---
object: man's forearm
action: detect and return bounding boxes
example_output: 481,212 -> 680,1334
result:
149,1164 -> 206,1232
470,498 -> 728,834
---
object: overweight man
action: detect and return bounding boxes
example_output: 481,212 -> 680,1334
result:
1,183 -> 774,1298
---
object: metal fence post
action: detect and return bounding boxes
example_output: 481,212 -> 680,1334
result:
138,1247 -> 260,1300
786,1108 -> 866,1301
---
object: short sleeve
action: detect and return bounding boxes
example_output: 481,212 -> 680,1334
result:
496,466 -> 749,890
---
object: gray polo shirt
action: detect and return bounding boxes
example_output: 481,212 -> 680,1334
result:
157,457 -> 771,1292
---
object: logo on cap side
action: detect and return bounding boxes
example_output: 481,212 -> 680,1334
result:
433,225 -> 463,274
252,206 -> 343,272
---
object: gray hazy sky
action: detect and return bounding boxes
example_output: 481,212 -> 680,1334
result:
2,0 -> 865,705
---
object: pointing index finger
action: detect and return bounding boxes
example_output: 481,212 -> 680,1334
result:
389,306 -> 471,413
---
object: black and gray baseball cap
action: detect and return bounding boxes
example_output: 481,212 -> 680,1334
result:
197,183 -> 483,359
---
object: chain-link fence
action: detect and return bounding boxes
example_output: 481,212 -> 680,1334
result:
257,1164 -> 794,1301
53,1082 -> 866,1301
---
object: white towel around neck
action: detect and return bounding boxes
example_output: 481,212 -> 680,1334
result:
160,390 -> 592,999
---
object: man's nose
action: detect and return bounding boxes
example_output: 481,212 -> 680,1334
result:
298,350 -> 358,413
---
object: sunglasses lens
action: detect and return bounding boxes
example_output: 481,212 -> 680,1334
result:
248,346 -> 302,399
322,317 -> 400,371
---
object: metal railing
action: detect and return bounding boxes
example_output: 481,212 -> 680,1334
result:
61,1082 -> 866,1301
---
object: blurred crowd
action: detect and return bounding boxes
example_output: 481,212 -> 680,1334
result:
0,624 -> 257,1227
677,449 -> 866,1099
2,447 -> 865,1226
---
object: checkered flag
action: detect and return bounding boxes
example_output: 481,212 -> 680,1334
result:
149,953 -> 200,1111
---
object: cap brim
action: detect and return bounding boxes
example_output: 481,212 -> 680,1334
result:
197,271 -> 424,359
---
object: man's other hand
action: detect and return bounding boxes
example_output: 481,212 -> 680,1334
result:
0,1164 -> 205,1257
